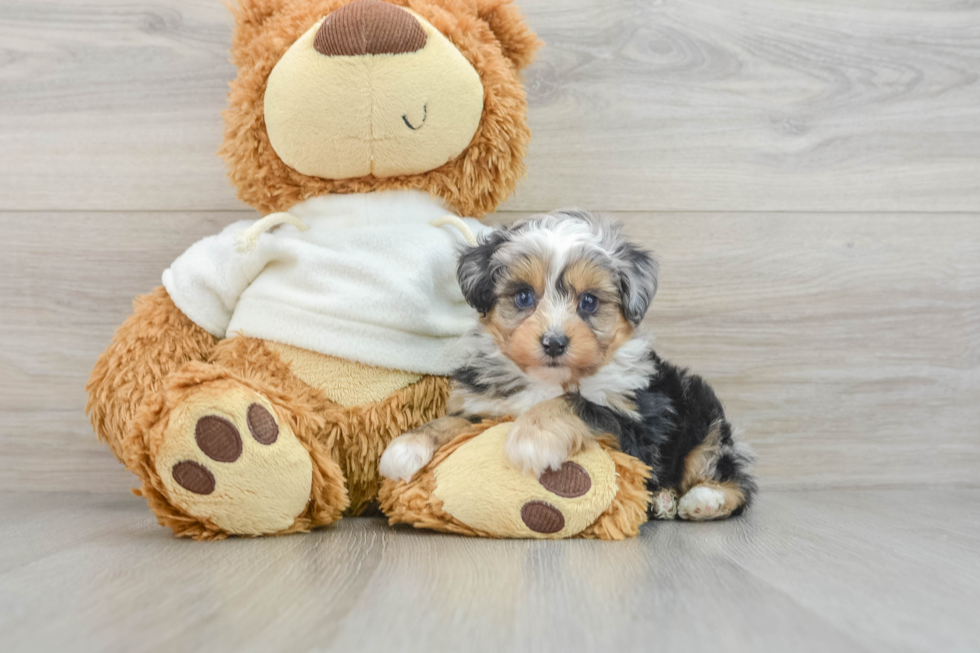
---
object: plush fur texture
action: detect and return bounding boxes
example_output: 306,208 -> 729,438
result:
86,286 -> 218,464
205,333 -> 452,516
221,0 -> 540,217
101,301 -> 451,538
126,359 -> 349,539
267,342 -> 423,407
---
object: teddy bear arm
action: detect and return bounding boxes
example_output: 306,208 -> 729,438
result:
86,286 -> 218,464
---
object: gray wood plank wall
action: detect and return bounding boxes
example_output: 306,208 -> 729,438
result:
1,0 -> 978,493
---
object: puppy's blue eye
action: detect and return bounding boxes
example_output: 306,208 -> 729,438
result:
515,288 -> 535,309
578,292 -> 599,314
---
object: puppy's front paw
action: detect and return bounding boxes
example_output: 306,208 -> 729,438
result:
505,419 -> 571,477
380,435 -> 434,483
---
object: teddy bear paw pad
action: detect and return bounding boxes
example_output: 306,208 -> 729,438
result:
155,391 -> 313,535
171,460 -> 216,495
193,415 -> 243,464
538,461 -> 591,498
520,500 -> 565,534
517,462 -> 594,533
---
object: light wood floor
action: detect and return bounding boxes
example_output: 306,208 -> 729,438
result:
2,489 -> 978,653
1,0 -> 979,651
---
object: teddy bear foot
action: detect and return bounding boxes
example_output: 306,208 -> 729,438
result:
132,363 -> 348,539
379,422 -> 652,540
157,391 -> 315,536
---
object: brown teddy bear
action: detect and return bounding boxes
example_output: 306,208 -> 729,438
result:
87,0 -> 651,540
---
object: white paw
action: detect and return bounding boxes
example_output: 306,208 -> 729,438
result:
504,422 -> 568,477
379,436 -> 434,483
651,489 -> 678,520
677,485 -> 727,521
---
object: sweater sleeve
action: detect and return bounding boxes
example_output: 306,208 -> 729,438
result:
161,220 -> 281,338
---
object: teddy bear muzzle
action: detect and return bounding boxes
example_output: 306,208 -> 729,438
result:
263,0 -> 485,181
314,0 -> 428,57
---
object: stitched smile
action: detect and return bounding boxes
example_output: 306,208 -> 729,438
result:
402,104 -> 427,130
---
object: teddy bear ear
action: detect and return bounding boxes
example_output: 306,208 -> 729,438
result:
229,0 -> 284,33
476,0 -> 542,71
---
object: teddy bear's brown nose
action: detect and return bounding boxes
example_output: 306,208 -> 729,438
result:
314,0 -> 427,57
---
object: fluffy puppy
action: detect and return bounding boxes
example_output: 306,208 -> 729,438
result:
380,210 -> 756,520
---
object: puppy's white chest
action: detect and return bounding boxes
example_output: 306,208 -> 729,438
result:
461,380 -> 564,417
510,381 -> 565,414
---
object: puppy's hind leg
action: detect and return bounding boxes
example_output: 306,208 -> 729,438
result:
650,488 -> 679,520
676,421 -> 756,521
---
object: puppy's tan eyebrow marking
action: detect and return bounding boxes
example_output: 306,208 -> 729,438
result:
561,258 -> 618,297
501,255 -> 547,295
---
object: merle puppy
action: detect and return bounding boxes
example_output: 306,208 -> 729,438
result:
380,210 -> 756,520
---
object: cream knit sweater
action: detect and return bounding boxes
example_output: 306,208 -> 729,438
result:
162,190 -> 490,375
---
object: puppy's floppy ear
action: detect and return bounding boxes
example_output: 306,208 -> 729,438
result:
457,229 -> 511,315
616,243 -> 659,325
477,0 -> 542,71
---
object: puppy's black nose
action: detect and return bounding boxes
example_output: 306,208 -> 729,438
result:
541,334 -> 569,358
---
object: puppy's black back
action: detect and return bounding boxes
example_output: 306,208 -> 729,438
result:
572,351 -> 756,515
